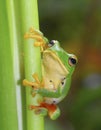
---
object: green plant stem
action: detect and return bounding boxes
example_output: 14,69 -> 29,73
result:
20,0 -> 44,130
6,0 -> 25,130
0,1 -> 18,130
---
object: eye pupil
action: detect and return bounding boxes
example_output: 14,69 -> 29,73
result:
71,58 -> 76,64
49,40 -> 55,47
69,57 -> 77,66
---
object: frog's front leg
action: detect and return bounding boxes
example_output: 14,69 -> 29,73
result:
23,73 -> 44,96
23,73 -> 62,98
36,86 -> 61,98
30,102 -> 60,120
24,27 -> 49,51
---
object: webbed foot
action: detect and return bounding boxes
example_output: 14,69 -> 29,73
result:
23,73 -> 44,96
24,27 -> 48,51
30,105 -> 48,116
30,102 -> 60,120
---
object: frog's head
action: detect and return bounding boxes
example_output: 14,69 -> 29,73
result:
47,40 -> 78,77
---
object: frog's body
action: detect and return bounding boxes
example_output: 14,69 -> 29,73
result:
23,28 -> 77,120
42,49 -> 70,104
43,50 -> 68,104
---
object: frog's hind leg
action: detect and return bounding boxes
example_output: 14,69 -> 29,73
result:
29,102 -> 59,118
29,102 -> 60,119
29,105 -> 48,116
40,102 -> 60,120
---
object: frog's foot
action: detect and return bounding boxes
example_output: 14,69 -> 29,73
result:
29,102 -> 60,120
32,73 -> 44,87
31,73 -> 44,96
23,73 -> 44,96
29,105 -> 48,117
40,102 -> 60,120
23,79 -> 39,88
24,27 -> 48,51
23,73 -> 44,88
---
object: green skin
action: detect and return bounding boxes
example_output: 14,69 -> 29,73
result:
33,36 -> 77,120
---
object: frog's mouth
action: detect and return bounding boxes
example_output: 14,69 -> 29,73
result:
43,50 -> 69,75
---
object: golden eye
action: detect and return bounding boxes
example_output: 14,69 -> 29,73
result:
69,56 -> 77,66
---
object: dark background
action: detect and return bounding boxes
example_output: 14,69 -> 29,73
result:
38,0 -> 101,130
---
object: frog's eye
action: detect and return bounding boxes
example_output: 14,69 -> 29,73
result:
69,56 -> 77,66
48,40 -> 56,47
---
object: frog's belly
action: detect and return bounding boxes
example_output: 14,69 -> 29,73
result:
44,96 -> 63,104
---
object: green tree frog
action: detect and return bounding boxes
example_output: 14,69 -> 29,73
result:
23,28 -> 77,120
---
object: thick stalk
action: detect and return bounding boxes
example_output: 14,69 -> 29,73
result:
0,1 -> 18,130
20,0 -> 44,130
6,0 -> 25,130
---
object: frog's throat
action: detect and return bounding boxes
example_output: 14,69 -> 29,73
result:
43,50 -> 69,75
